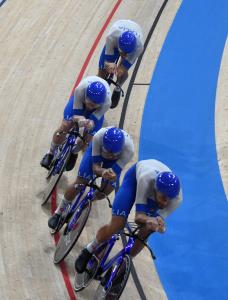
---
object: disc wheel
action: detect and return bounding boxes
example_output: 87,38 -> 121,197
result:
94,255 -> 131,300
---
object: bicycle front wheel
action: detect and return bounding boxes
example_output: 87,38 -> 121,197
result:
94,254 -> 132,300
53,201 -> 91,264
41,148 -> 71,206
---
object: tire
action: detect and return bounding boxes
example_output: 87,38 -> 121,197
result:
74,255 -> 100,292
53,201 -> 91,264
41,148 -> 71,206
94,255 -> 132,300
74,242 -> 109,292
45,159 -> 56,180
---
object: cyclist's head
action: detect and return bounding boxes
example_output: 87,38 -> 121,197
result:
86,81 -> 106,108
118,31 -> 137,54
154,171 -> 180,209
103,127 -> 125,154
155,172 -> 180,199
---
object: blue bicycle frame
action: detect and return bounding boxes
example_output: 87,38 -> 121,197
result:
52,132 -> 78,176
93,223 -> 136,290
66,185 -> 96,232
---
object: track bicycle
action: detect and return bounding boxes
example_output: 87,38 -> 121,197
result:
41,124 -> 83,205
74,222 -> 155,299
53,179 -> 112,264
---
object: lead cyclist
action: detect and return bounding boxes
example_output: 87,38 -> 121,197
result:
98,19 -> 144,108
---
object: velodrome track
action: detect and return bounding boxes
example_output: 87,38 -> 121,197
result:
0,0 -> 227,300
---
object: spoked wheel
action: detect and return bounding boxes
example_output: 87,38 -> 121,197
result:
53,201 -> 91,264
74,242 -> 109,292
41,149 -> 71,206
94,255 -> 132,300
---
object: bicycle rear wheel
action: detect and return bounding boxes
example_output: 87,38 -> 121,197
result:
94,254 -> 131,300
53,201 -> 91,264
74,255 -> 100,292
41,148 -> 71,206
74,242 -> 109,292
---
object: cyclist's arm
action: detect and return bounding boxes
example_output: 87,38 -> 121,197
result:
73,80 -> 87,110
91,132 -> 105,176
120,45 -> 143,70
112,136 -> 134,175
105,32 -> 118,60
135,212 -> 165,233
92,163 -> 107,177
135,212 -> 148,225
88,101 -> 111,135
92,99 -> 111,121
91,129 -> 107,174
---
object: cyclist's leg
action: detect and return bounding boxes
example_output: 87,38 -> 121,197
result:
130,227 -> 153,257
60,144 -> 93,205
108,59 -> 129,108
48,175 -> 87,230
75,215 -> 126,273
117,56 -> 131,81
52,94 -> 76,149
48,145 -> 92,229
94,164 -> 137,242
94,182 -> 114,200
41,95 -> 75,168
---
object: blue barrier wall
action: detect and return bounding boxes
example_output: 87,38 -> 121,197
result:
140,0 -> 228,299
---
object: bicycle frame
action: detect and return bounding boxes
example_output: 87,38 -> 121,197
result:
100,237 -> 134,273
66,186 -> 96,232
52,132 -> 77,176
93,230 -> 136,292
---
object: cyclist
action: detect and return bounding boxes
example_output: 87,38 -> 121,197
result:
75,159 -> 182,273
98,19 -> 144,108
48,127 -> 134,229
40,76 -> 111,171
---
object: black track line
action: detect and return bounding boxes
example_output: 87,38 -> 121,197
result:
117,1 -> 169,299
0,0 -> 7,8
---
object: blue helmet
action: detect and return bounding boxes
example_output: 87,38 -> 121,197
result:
118,31 -> 137,54
86,81 -> 106,104
103,127 -> 125,153
155,172 -> 180,198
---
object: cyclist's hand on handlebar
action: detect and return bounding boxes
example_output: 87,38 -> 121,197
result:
156,216 -> 166,233
72,115 -> 86,124
146,217 -> 166,233
102,168 -> 116,181
104,62 -> 117,75
73,116 -> 94,131
116,65 -> 126,78
83,119 -> 94,131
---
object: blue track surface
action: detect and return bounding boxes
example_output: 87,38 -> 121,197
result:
140,0 -> 228,299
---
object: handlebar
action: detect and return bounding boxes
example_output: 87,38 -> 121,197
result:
56,123 -> 84,141
86,177 -> 113,209
105,76 -> 124,97
123,222 -> 156,260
